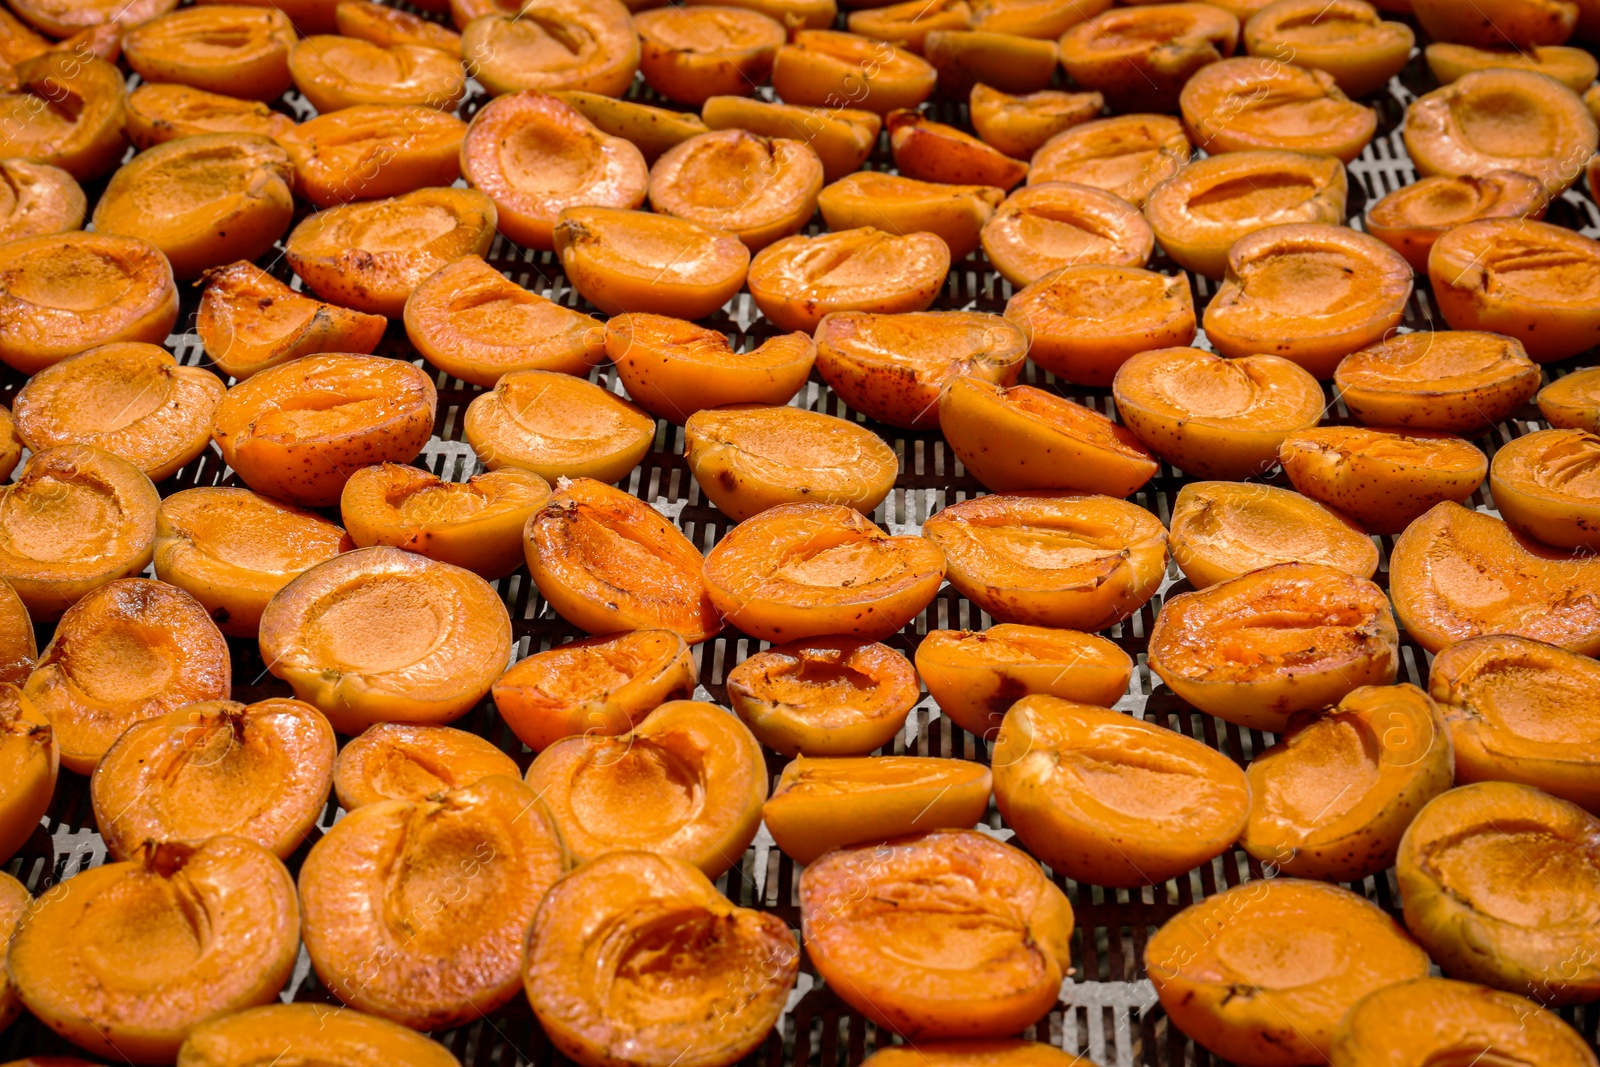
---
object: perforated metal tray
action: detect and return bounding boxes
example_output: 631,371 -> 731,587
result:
4,24 -> 1600,1067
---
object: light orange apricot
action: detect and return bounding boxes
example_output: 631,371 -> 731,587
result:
554,206 -> 750,319
1244,0 -> 1413,98
1168,480 -> 1379,588
887,109 -> 1027,190
0,685 -> 52,865
1490,428 -> 1600,550
463,369 -> 655,482
969,0 -> 1110,38
635,5 -> 784,105
1180,56 -> 1378,162
726,637 -> 919,755
464,0 -> 640,97
771,30 -> 937,114
123,6 -> 295,101
196,261 -> 388,380
9,0 -> 173,37
1279,425 -> 1488,534
981,182 -> 1154,287
969,83 -> 1103,159
1028,113 -> 1191,208
747,227 -> 950,333
648,128 -> 824,251
289,34 -> 465,112
606,313 -> 814,423
861,1043 -> 1097,1067
921,29 -> 1060,96
1365,171 -> 1550,273
1059,3 -> 1239,112
0,159 -> 83,243
0,51 -> 128,180
201,0 -> 340,32
125,83 -> 297,150
335,0 -> 462,52
1541,366 -> 1600,430
816,171 -> 1003,261
1005,265 -> 1196,386
282,105 -> 467,208
701,94 -> 880,181
332,721 -> 518,809
0,872 -> 27,1032
560,90 -> 713,164
1426,41 -> 1597,91
1335,330 -> 1541,433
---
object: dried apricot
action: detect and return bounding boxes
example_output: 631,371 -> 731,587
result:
887,109 -> 1027,190
968,83 -> 1103,159
981,181 -> 1154,287
554,206 -> 750,319
747,228 -> 950,333
1003,265 -> 1195,385
0,686 -> 51,865
770,30 -> 936,114
1490,428 -> 1600,549
0,159 -> 83,243
178,1004 -> 460,1067
332,721 -> 518,809
816,171 -> 1002,260
1180,56 -> 1377,161
125,84 -> 297,149
283,104 -> 467,208
195,261 -> 387,380
1334,329 -> 1541,433
123,6 -> 295,101
464,0 -> 639,97
289,34 -> 465,111
636,5 -> 784,105
1168,480 -> 1378,588
727,637 -> 919,755
702,94 -> 879,181
1028,113 -> 1190,207
1278,425 -> 1488,534
463,369 -> 654,482
1059,3 -> 1239,112
1243,0 -> 1412,97
1364,171 -> 1550,271
607,313 -> 814,422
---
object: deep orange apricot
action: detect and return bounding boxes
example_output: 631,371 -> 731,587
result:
0,51 -> 128,180
1180,56 -> 1377,162
123,6 -> 295,101
1278,425 -> 1487,534
848,0 -> 972,54
648,128 -> 824,251
202,0 -> 340,32
464,0 -> 640,97
770,30 -> 937,115
554,206 -> 751,319
1411,0 -> 1578,48
636,5 -> 785,105
727,637 -> 919,756
289,34 -> 465,112
701,94 -> 879,181
969,83 -> 1103,159
816,171 -> 1003,261
1490,428 -> 1600,549
606,313 -> 814,422
196,262 -> 387,380
747,228 -> 951,333
1335,329 -> 1541,433
0,159 -> 83,243
921,30 -> 1060,96
463,370 -> 653,483
332,721 -> 518,809
969,0 -> 1111,38
861,1043 -> 1098,1067
0,872 -> 27,1033
1004,265 -> 1194,386
1541,366 -> 1600,430
1168,480 -> 1379,588
282,105 -> 467,208
1059,3 -> 1240,112
1244,0 -> 1413,98
0,580 -> 35,687
335,0 -> 462,52
178,1004 -> 462,1067
981,181 -> 1154,287
125,84 -> 298,150
887,109 -> 1028,190
1365,171 -> 1550,272
1028,113 -> 1191,207
0,686 -> 52,865
1426,41 -> 1597,91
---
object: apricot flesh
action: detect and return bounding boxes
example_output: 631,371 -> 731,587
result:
284,104 -> 467,208
649,128 -> 824,252
1334,329 -> 1541,434
125,84 -> 297,150
1278,426 -> 1488,535
1364,171 -> 1550,272
1181,56 -> 1377,162
1168,480 -> 1379,588
1004,265 -> 1195,386
554,206 -> 750,320
981,181 -> 1154,287
1542,366 -> 1600,430
747,227 -> 951,333
0,684 -> 52,865
606,313 -> 814,423
1059,3 -> 1240,112
726,637 -> 919,756
0,159 -> 84,243
1027,113 -> 1191,208
177,1004 -> 461,1067
1243,0 -> 1413,98
463,369 -> 654,484
332,721 -> 518,810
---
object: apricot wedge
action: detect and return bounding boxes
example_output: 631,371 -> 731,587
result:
125,84 -> 297,150
196,262 -> 387,380
332,721 -> 518,809
1168,480 -> 1379,588
886,109 -> 1027,190
726,637 -> 919,756
558,90 -> 712,164
1278,426 -> 1488,535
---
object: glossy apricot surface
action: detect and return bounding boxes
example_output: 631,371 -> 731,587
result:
1059,3 -> 1239,112
1541,366 -> 1600,430
636,5 -> 784,105
1180,56 -> 1377,161
818,172 -> 1002,262
1365,171 -> 1550,271
464,0 -> 639,97
1028,113 -> 1191,207
1335,330 -> 1541,433
332,721 -> 519,809
921,30 -> 1061,96
0,159 -> 83,244
1278,425 -> 1488,534
887,109 -> 1028,190
607,313 -> 814,422
555,206 -> 750,319
981,181 -> 1154,287
0,685 -> 51,865
1244,0 -> 1413,97
727,637 -> 918,756
1168,480 -> 1378,588
289,34 -> 465,112
283,104 -> 467,208
0,52 -> 128,180
1490,428 -> 1600,549
1426,41 -> 1597,91
197,262 -> 386,381
336,0 -> 462,51
1004,265 -> 1194,386
177,1004 -> 462,1067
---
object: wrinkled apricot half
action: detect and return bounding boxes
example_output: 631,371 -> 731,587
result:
1004,265 -> 1195,386
1244,0 -> 1412,98
0,52 -> 128,180
801,830 -> 1073,1039
607,312 -> 814,423
1028,113 -> 1191,208
123,6 -> 295,101
332,721 -> 518,809
1060,3 -> 1240,112
1491,428 -> 1600,549
701,95 -> 879,181
1278,425 -> 1487,535
748,227 -> 950,333
648,129 -> 823,251
1542,366 -> 1600,430
212,353 -> 436,507
125,84 -> 297,150
981,181 -> 1154,287
492,629 -> 696,752
636,5 -> 784,105
887,109 -> 1027,190
923,493 -> 1167,632
7,837 -> 298,1065
1111,346 -> 1324,479
1168,480 -> 1378,588
1364,171 -> 1550,272
464,0 -> 639,98
727,637 -> 918,756
283,104 -> 467,208
177,1004 -> 461,1067
1146,879 -> 1428,1066
0,685 -> 51,865
970,83 -> 1102,160
920,29 -> 1060,97
258,545 -> 512,732
1180,56 -> 1377,161
336,0 -> 462,52
0,159 -> 83,243
771,30 -> 936,114
1390,501 -> 1600,654
289,34 -> 465,112
816,171 -> 1002,261
300,775 -> 564,1029
1148,562 -> 1398,732
993,695 -> 1250,887
463,369 -> 654,482
1426,41 -> 1597,91
554,206 -> 750,319
525,851 -> 798,1067
703,502 -> 945,642
1335,329 -> 1540,433
197,263 -> 387,381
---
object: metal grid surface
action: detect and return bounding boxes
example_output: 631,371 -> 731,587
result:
4,24 -> 1600,1067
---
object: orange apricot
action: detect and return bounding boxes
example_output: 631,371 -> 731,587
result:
848,0 -> 972,54
0,232 -> 178,377
195,262 -> 387,380
648,128 -> 823,251
335,0 -> 462,52
525,478 -> 723,643
747,228 -> 950,333
635,5 -> 784,105
1334,329 -> 1541,433
332,721 -> 518,809
0,581 -> 35,687
492,629 -> 697,751
0,159 -> 83,243
606,313 -> 814,422
1365,171 -> 1550,273
0,52 -> 128,180
703,502 -> 945,642
887,109 -> 1027,190
922,492 -> 1167,630
1426,41 -> 1597,91
177,1004 -> 461,1067
1541,366 -> 1600,430
460,90 -> 647,251
560,90 -> 713,164
404,256 -> 604,386
1168,480 -> 1378,588
463,369 -> 655,482
285,187 -> 497,317
340,463 -> 551,579
1243,0 -> 1413,98
0,872 -> 27,1032
1028,113 -> 1191,208
801,830 -> 1073,1039
211,354 -> 436,507
1278,426 -> 1487,534
0,408 -> 17,485
920,29 -> 1060,96
701,94 -> 880,181
814,309 -> 1026,429
1411,0 -> 1578,47
771,30 -> 937,114
554,206 -> 750,319
0,686 -> 52,865
969,83 -> 1103,159
727,637 -> 919,755
862,1043 -> 1097,1067
8,0 -> 172,37
981,182 -> 1154,287
1059,3 -> 1240,112
125,84 -> 298,150
1490,428 -> 1600,549
970,0 -> 1110,36
1004,265 -> 1194,386
123,6 -> 295,101
464,0 -> 640,97
289,34 -> 465,112
1389,501 -> 1600,654
1180,56 -> 1377,162
816,171 -> 1003,261
282,105 -> 467,208
993,695 -> 1250,886
0,446 -> 159,625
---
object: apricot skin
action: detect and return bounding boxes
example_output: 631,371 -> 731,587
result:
1334,330 -> 1541,434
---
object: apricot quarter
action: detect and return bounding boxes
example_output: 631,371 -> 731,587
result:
727,637 -> 918,756
1334,329 -> 1541,434
1278,425 -> 1487,535
1168,480 -> 1378,588
701,95 -> 879,181
1426,41 -> 1597,91
770,30 -> 937,115
1028,114 -> 1191,208
0,685 -> 52,865
969,84 -> 1103,159
463,370 -> 654,483
554,206 -> 750,319
1542,366 -> 1600,430
816,171 -> 1002,261
607,312 -> 814,422
887,109 -> 1027,190
921,30 -> 1060,97
1004,265 -> 1195,386
123,6 -> 295,101
283,105 -> 467,208
1059,4 -> 1240,112
747,228 -> 950,333
635,5 -> 784,105
332,721 -> 518,809
196,262 -> 387,380
981,181 -> 1154,287
289,35 -> 465,112
125,84 -> 297,150
464,0 -> 639,97
562,91 -> 713,164
0,52 -> 128,180
177,1004 -> 460,1067
1243,0 -> 1412,98
1180,56 -> 1377,162
0,159 -> 83,243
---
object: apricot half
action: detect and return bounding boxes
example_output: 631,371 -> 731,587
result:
748,227 -> 950,333
1168,480 -> 1378,588
1543,367 -> 1600,430
554,206 -> 750,319
332,721 -> 518,809
283,105 -> 467,208
463,370 -> 653,482
1059,3 -> 1240,113
1427,41 -> 1598,91
923,493 -> 1167,631
861,1044 -> 1101,1067
464,0 -> 639,97
701,95 -> 879,182
1146,879 -> 1428,1066
289,35 -> 465,112
1180,56 -> 1377,161
886,109 -> 1028,190
969,84 -> 1104,160
1148,562 -> 1398,732
0,159 -> 83,243
1028,114 -> 1191,208
770,30 -> 937,115
300,775 -> 565,1029
177,1004 -> 460,1067
1490,428 -> 1600,549
1004,265 -> 1194,386
1334,329 -> 1541,433
727,637 -> 919,756
0,685 -> 52,865
91,697 -> 335,861
1278,425 -> 1488,534
921,29 -> 1061,96
607,313 -> 814,422
0,52 -> 128,180
492,629 -> 697,751
525,851 -> 798,1067
6,837 -> 298,1065
1397,782 -> 1600,1004
683,405 -> 898,520
848,0 -> 972,55
981,181 -> 1154,287
123,6 -> 295,101
196,262 -> 387,380
1243,0 -> 1413,98
801,829 -> 1073,1039
1364,171 -> 1550,272
125,84 -> 297,150
337,0 -> 462,51
636,5 -> 784,105
0,871 -> 26,1032
1411,0 -> 1578,47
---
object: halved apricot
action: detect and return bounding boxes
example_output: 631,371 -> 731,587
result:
607,314 -> 813,423
212,353 -> 436,507
1278,425 -> 1487,535
701,94 -> 879,181
815,310 -> 1026,429
123,6 -> 295,101
285,187 -> 497,317
1244,0 -> 1412,97
1059,3 -> 1239,112
290,35 -> 465,112
0,51 -> 127,180
405,257 -> 604,386
177,1004 -> 461,1067
1028,113 -> 1191,207
155,488 -> 350,638
862,1043 -> 1102,1067
1490,428 -> 1600,549
703,502 -> 945,642
492,629 -> 696,751
126,84 -> 298,150
332,721 -> 518,809
258,545 -> 510,733
940,377 -> 1158,496
8,0 -> 170,39
727,637 -> 918,756
993,695 -> 1250,886
1146,879 -> 1429,1066
636,5 -> 784,105
747,227 -> 950,333
1004,265 -> 1194,386
335,0 -> 462,52
463,369 -> 654,482
1335,329 -> 1541,432
0,685 -> 52,865
525,851 -> 798,1067
801,829 -> 1073,1039
848,0 -> 972,54
1431,634 -> 1600,811
1180,56 -> 1377,161
460,90 -> 647,251
683,405 -> 897,520
1111,346 -> 1325,479
0,871 -> 27,1032
1366,171 -> 1550,273
923,493 -> 1167,631
970,0 -> 1109,37
1411,0 -> 1578,48
1390,501 -> 1600,654
0,232 -> 178,376
1169,480 -> 1378,588
1148,562 -> 1398,732
525,478 -> 723,643
1426,41 -> 1597,91
969,83 -> 1103,159
887,109 -> 1027,190
1541,366 -> 1600,430
816,171 -> 1002,260
300,775 -> 564,1029
197,262 -> 387,380
283,104 -> 467,208
0,445 -> 159,624
982,181 -> 1154,287
1431,218 -> 1600,362
7,837 -> 298,1064
561,90 -> 712,164
1405,70 -> 1597,194
771,30 -> 936,114
554,206 -> 750,319
1143,149 -> 1347,279
648,129 -> 823,251
341,463 -> 551,579
920,29 -> 1060,96
1203,223 -> 1412,379
0,409 -> 18,487
91,697 -> 334,861
1397,782 -> 1600,1004
0,159 -> 82,243
464,0 -> 639,97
